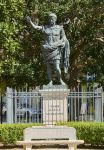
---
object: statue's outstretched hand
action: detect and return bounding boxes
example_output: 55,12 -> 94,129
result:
26,16 -> 31,23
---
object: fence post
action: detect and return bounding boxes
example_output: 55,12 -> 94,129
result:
81,84 -> 87,121
95,87 -> 102,122
7,87 -> 13,123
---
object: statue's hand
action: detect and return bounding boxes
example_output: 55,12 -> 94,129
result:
26,16 -> 31,23
58,42 -> 65,49
60,43 -> 65,48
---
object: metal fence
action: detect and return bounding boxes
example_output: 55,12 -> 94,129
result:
13,91 -> 43,123
68,91 -> 103,122
0,87 -> 103,124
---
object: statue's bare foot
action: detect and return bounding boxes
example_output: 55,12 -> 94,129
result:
47,80 -> 53,86
60,79 -> 66,85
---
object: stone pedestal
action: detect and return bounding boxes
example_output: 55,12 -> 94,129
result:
39,85 -> 70,125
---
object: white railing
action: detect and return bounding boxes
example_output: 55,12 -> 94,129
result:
68,91 -> 103,122
0,87 -> 103,124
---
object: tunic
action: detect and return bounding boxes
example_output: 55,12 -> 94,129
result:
42,25 -> 65,64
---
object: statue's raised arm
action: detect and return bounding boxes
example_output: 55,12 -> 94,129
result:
26,16 -> 42,30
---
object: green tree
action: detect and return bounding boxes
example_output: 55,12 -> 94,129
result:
0,0 -> 104,90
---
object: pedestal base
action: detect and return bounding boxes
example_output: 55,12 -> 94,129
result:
39,86 -> 70,125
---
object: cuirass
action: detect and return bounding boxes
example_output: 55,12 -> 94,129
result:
44,27 -> 60,35
43,25 -> 61,45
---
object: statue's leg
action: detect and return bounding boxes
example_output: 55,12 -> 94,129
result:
56,60 -> 65,85
56,60 -> 61,74
47,63 -> 53,85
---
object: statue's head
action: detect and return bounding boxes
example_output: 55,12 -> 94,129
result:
48,13 -> 57,25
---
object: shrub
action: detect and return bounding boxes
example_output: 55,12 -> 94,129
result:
1,122 -> 104,146
57,122 -> 104,146
0,123 -> 41,145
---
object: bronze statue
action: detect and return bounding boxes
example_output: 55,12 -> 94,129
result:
26,13 -> 70,86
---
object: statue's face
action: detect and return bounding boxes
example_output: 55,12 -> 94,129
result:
48,16 -> 57,25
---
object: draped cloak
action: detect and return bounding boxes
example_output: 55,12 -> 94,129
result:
41,25 -> 70,72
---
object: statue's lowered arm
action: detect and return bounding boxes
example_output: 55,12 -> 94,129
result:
26,16 -> 42,30
60,27 -> 67,47
60,26 -> 70,73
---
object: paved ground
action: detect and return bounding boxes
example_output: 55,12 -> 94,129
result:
0,148 -> 104,150
0,144 -> 103,150
0,148 -> 103,150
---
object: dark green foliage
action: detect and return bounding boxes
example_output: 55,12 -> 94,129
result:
1,122 -> 104,146
0,123 -> 42,144
0,0 -> 104,90
57,122 -> 104,146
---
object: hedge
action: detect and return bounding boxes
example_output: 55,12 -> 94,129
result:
57,122 -> 104,146
0,123 -> 42,145
0,122 -> 104,146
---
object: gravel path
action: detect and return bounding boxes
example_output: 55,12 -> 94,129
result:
0,148 -> 103,150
